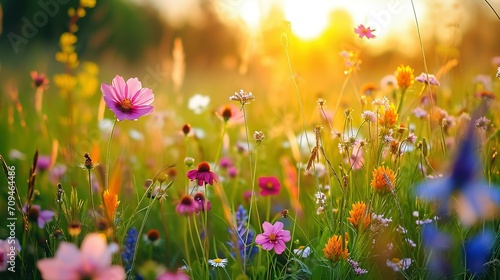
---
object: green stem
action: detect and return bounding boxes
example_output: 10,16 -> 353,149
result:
88,170 -> 96,225
106,118 -> 118,190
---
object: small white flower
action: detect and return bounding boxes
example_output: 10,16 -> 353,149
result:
188,93 -> 210,114
412,211 -> 419,217
293,246 -> 312,258
208,258 -> 228,268
129,129 -> 144,141
405,238 -> 416,247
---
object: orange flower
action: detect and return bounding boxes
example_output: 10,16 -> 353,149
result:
370,166 -> 396,192
347,201 -> 370,230
102,190 -> 120,221
378,103 -> 398,127
396,65 -> 414,90
323,234 -> 349,262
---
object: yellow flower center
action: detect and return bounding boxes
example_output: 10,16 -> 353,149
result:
266,182 -> 274,189
120,98 -> 132,111
213,258 -> 223,263
269,233 -> 277,241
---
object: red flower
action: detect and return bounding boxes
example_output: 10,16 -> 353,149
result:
258,176 -> 281,196
187,162 -> 218,186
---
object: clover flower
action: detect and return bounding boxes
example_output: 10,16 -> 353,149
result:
229,89 -> 255,105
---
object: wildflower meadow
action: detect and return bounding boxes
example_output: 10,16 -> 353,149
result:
2,1 -> 500,279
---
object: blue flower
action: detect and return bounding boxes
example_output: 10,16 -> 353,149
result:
421,224 -> 452,276
122,227 -> 138,272
465,230 -> 494,274
227,205 -> 258,262
416,124 -> 500,226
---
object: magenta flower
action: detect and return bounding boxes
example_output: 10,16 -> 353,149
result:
187,162 -> 219,186
258,176 -> 281,196
101,75 -> 154,121
255,221 -> 291,254
354,24 -> 375,39
37,155 -> 51,171
23,204 -> 54,228
37,233 -> 125,280
176,195 -> 199,216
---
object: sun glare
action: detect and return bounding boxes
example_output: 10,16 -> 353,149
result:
283,0 -> 330,40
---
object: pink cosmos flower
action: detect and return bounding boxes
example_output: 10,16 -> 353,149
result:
101,75 -> 154,121
37,233 -> 125,280
258,176 -> 281,196
354,24 -> 375,39
186,162 -> 219,186
23,204 -> 55,228
255,221 -> 291,254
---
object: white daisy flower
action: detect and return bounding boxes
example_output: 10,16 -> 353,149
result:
188,93 -> 210,114
293,246 -> 312,258
208,258 -> 228,268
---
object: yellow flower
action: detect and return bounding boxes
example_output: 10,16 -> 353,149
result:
396,65 -> 414,90
77,72 -> 99,97
80,0 -> 96,8
323,234 -> 349,262
370,166 -> 396,192
347,201 -> 370,230
378,103 -> 398,127
54,74 -> 77,95
59,32 -> 77,47
102,190 -> 120,221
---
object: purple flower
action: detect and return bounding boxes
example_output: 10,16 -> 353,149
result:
258,176 -> 281,196
37,155 -> 51,171
255,221 -> 291,254
415,73 -> 440,86
23,204 -> 54,228
186,162 -> 218,186
219,157 -> 233,169
101,75 -> 154,121
49,164 -> 67,185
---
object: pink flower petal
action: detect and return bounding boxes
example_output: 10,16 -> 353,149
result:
111,75 -> 126,96
280,229 -> 291,242
131,88 -> 154,105
261,241 -> 275,251
273,241 -> 287,254
37,258 -> 81,280
273,221 -> 284,232
80,233 -> 110,273
94,266 -> 126,280
255,233 -> 268,245
125,77 -> 142,99
262,221 -> 273,233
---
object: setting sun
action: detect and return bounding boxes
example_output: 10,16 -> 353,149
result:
283,0 -> 330,40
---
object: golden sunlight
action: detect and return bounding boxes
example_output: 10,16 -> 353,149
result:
283,0 -> 330,40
